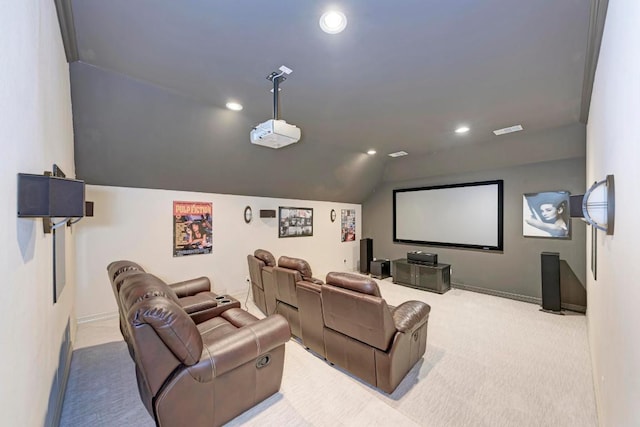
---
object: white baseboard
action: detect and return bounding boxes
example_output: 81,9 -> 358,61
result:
77,311 -> 119,324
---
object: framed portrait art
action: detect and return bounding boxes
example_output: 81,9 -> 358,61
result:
279,207 -> 313,238
522,191 -> 571,239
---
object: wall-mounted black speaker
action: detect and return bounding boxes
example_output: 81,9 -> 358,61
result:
17,174 -> 85,218
85,201 -> 94,217
569,194 -> 585,218
259,209 -> 276,218
360,238 -> 373,274
541,252 -> 561,313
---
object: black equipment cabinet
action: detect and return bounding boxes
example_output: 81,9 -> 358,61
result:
392,259 -> 451,294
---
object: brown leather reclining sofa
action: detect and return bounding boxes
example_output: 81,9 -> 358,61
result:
322,272 -> 431,393
260,254 -> 431,393
108,260 -> 231,357
246,249 -> 278,315
109,263 -> 291,426
272,256 -> 326,357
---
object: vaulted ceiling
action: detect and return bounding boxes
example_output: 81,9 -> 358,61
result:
63,0 -> 601,203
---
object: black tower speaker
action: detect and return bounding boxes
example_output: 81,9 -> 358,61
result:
360,238 -> 373,274
541,252 -> 562,313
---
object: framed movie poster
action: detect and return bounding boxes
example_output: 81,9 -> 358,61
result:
279,207 -> 313,238
522,191 -> 571,238
173,201 -> 213,256
341,209 -> 356,242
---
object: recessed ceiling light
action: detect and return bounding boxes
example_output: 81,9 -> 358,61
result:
388,151 -> 408,158
367,149 -> 377,155
319,10 -> 347,34
493,124 -> 523,135
226,102 -> 243,111
455,126 -> 470,134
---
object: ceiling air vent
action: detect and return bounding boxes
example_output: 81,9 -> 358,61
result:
388,151 -> 408,158
493,125 -> 523,136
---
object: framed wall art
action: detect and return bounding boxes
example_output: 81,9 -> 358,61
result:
173,201 -> 213,256
522,191 -> 570,238
341,209 -> 356,242
279,207 -> 313,238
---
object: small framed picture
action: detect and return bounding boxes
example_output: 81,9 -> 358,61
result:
523,191 -> 571,238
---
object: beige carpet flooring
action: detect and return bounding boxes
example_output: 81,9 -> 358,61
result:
62,278 -> 598,426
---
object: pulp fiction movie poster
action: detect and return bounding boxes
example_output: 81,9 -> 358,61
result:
173,201 -> 213,256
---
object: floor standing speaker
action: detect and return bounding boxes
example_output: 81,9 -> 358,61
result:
541,252 -> 562,313
360,238 -> 373,274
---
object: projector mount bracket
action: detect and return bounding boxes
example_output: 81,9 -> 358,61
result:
266,65 -> 292,120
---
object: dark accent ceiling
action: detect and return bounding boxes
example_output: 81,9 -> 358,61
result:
67,0 -> 599,203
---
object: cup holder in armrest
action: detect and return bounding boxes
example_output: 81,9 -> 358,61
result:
214,295 -> 234,305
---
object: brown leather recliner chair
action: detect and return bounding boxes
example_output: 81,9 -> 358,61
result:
321,272 -> 431,393
108,261 -> 237,359
108,260 -> 223,324
119,272 -> 290,427
272,256 -> 326,357
247,249 -> 278,315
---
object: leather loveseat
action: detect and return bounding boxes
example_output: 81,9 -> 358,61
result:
247,249 -> 278,315
321,272 -> 431,393
115,270 -> 290,427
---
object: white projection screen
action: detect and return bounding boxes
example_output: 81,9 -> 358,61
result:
393,180 -> 504,251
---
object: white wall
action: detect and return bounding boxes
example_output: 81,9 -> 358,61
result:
75,185 -> 361,320
0,1 -> 76,426
586,0 -> 640,424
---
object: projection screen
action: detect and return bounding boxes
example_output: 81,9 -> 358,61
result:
393,180 -> 503,251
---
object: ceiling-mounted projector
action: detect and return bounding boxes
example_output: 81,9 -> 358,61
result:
251,65 -> 301,149
250,119 -> 301,149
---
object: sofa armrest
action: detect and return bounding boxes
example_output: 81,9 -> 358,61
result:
297,280 -> 322,293
169,276 -> 211,297
188,314 -> 291,381
303,277 -> 324,286
179,294 -> 217,314
392,301 -> 431,333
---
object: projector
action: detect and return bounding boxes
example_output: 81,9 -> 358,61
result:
250,119 -> 301,149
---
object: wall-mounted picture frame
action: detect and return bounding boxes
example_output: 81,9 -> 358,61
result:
173,201 -> 213,256
279,207 -> 313,238
523,191 -> 571,238
341,209 -> 356,242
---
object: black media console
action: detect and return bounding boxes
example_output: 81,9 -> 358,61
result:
392,259 -> 451,294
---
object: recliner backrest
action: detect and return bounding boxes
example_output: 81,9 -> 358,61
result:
273,256 -> 311,307
107,260 -> 145,283
121,275 -> 204,403
119,273 -> 181,308
247,255 -> 266,290
278,256 -> 313,280
322,272 -> 396,351
254,249 -> 276,267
